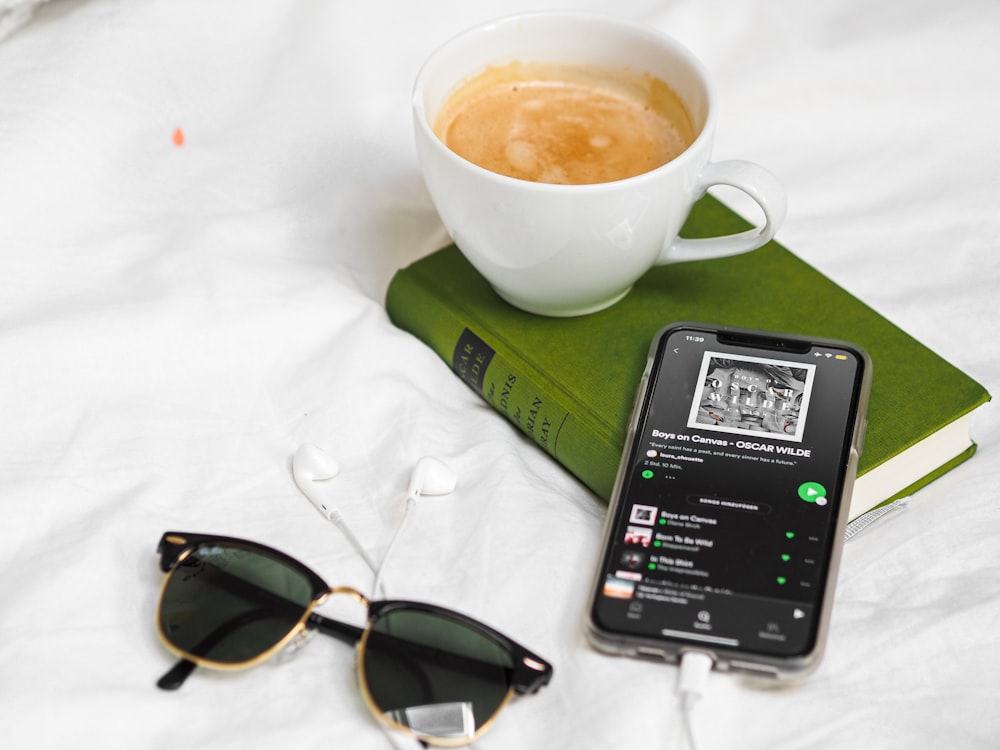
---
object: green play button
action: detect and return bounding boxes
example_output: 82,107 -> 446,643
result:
798,482 -> 827,504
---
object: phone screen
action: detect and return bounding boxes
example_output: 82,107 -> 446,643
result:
590,325 -> 867,659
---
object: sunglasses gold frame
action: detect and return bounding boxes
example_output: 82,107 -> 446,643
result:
154,531 -> 553,747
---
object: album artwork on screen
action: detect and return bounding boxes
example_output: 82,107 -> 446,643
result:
687,352 -> 816,443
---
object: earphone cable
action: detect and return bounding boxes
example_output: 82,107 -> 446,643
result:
327,508 -> 384,590
371,494 -> 417,597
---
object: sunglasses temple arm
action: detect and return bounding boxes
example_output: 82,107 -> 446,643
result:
157,658 -> 197,690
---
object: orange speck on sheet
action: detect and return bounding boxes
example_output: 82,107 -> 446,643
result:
172,127 -> 185,147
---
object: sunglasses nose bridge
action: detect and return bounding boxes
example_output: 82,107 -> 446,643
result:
318,585 -> 370,609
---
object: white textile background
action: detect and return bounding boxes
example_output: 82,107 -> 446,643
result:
1,1 -> 998,749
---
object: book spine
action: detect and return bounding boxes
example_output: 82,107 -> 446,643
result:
386,269 -> 619,499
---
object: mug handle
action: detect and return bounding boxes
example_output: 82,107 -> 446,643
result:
658,160 -> 788,264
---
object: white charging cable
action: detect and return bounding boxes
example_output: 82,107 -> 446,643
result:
676,651 -> 714,750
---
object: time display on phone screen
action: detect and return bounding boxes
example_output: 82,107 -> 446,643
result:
591,326 -> 866,657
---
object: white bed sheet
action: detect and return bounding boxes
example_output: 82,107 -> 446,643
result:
1,1 -> 998,748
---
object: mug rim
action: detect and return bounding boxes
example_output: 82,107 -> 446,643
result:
412,10 -> 717,192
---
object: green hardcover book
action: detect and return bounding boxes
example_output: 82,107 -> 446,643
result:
386,195 -> 990,519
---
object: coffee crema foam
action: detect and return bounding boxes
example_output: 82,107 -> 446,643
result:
434,61 -> 696,185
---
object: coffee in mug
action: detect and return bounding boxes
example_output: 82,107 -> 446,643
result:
433,61 -> 696,185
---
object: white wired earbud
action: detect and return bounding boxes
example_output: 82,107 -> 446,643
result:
291,445 -> 457,596
372,456 -> 456,596
405,456 -> 458,500
292,443 -> 341,519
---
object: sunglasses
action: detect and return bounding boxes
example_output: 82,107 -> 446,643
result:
154,531 -> 553,746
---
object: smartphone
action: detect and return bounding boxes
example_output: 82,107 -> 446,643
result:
586,322 -> 871,679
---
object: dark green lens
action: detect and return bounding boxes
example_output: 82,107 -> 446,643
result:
158,544 -> 314,664
361,608 -> 515,741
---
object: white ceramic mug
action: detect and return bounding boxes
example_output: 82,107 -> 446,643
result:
412,12 -> 787,317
